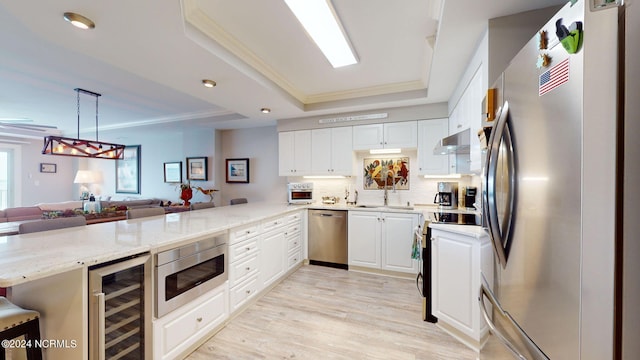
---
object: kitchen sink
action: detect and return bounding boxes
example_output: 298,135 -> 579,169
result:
355,204 -> 414,210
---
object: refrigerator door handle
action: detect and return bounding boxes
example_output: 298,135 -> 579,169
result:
479,277 -> 549,360
484,101 -> 514,268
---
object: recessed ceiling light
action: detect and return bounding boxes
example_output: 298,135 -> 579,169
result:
201,79 -> 216,88
63,12 -> 95,30
284,0 -> 358,68
260,108 -> 271,114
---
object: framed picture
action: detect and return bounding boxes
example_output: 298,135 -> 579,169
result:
116,145 -> 141,194
186,157 -> 208,181
164,161 -> 182,183
40,163 -> 57,173
225,158 -> 250,183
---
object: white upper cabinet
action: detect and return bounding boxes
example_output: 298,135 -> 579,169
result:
417,118 -> 449,175
278,130 -> 312,176
311,127 -> 353,176
448,67 -> 484,173
352,121 -> 417,150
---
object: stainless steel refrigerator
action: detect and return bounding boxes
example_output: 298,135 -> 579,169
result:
479,0 -> 638,359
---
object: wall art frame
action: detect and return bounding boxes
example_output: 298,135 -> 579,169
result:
116,145 -> 141,194
186,157 -> 208,181
225,158 -> 249,183
163,161 -> 182,183
40,163 -> 57,173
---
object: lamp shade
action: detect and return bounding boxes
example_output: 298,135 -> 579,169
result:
74,170 -> 96,184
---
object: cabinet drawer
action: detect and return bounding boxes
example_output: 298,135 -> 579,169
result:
284,223 -> 301,237
287,235 -> 302,252
229,238 -> 259,263
286,212 -> 302,224
287,249 -> 302,269
157,285 -> 227,358
229,255 -> 259,288
262,216 -> 286,232
230,224 -> 260,244
230,275 -> 260,311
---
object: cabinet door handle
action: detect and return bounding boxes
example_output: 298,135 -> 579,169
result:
431,237 -> 436,241
246,289 -> 251,294
246,267 -> 251,271
246,247 -> 251,251
196,317 -> 203,322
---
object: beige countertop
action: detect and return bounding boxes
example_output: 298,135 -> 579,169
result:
0,201 -> 486,287
0,202 -> 302,287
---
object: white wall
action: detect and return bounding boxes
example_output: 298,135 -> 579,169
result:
11,139 -> 75,206
219,126 -> 288,205
82,127 -> 220,205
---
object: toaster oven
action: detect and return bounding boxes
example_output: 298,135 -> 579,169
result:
288,182 -> 313,204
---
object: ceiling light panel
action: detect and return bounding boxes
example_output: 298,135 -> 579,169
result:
284,0 -> 358,68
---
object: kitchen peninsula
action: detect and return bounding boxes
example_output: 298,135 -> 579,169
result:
0,202 -> 306,360
0,201 -> 485,359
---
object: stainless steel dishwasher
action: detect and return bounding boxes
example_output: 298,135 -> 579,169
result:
308,209 -> 348,269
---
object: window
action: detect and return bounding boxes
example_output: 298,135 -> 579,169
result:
0,146 -> 20,210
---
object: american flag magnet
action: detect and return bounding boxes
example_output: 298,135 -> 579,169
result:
539,57 -> 570,96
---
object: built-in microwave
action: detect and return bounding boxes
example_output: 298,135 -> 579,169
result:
288,182 -> 313,204
154,233 -> 227,317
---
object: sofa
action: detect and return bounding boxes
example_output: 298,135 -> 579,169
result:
0,198 -> 164,222
0,207 -> 44,222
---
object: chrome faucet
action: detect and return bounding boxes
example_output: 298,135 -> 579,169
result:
382,172 -> 396,206
383,183 -> 389,206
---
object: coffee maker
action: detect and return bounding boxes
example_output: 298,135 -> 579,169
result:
464,186 -> 477,209
434,182 -> 458,209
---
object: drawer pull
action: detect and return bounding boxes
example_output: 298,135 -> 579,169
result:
246,267 -> 251,271
246,230 -> 251,234
196,317 -> 203,322
246,247 -> 251,251
246,289 -> 251,294
294,242 -> 298,245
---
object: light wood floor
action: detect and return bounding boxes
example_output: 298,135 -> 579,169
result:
187,265 -> 478,360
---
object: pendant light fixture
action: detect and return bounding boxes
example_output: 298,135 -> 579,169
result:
42,88 -> 126,159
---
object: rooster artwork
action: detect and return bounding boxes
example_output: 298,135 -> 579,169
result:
363,157 -> 409,190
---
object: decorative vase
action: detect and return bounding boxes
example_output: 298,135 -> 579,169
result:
180,188 -> 193,206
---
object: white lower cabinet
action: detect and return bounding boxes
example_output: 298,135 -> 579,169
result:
153,284 -> 228,360
431,228 -> 493,349
260,216 -> 287,288
228,223 -> 262,313
348,211 -> 420,273
285,213 -> 303,270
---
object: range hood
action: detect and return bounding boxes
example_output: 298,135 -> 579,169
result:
433,128 -> 470,155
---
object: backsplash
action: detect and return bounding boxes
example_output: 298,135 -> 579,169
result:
288,150 -> 481,208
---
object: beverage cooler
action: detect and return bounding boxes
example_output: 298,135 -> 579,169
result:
89,253 -> 151,360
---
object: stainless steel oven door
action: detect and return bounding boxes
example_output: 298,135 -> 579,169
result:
155,243 -> 227,317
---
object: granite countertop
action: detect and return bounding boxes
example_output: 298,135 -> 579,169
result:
0,202 -> 301,287
0,201 -> 486,287
428,223 -> 488,238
